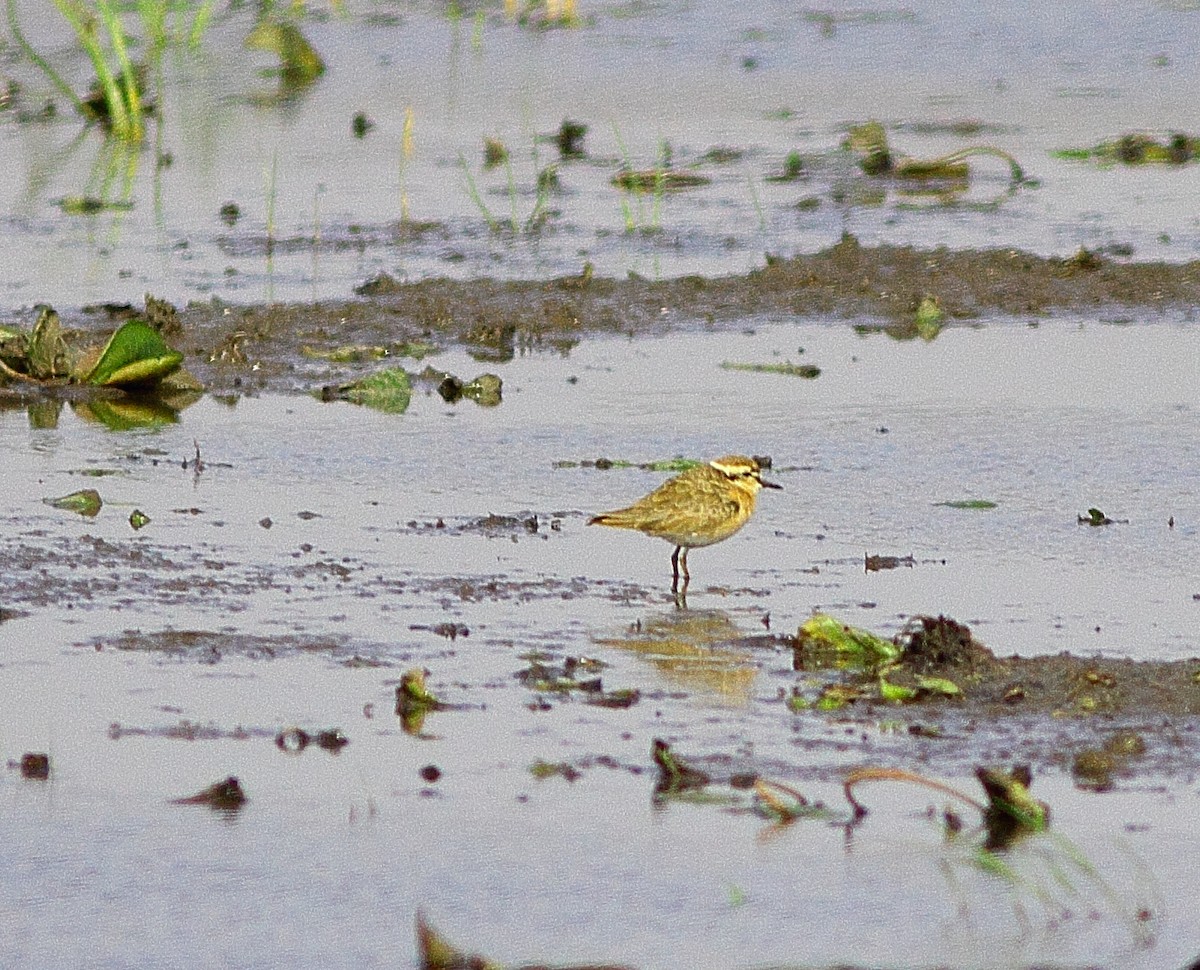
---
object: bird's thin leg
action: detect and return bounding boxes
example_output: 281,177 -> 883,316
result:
680,547 -> 690,582
671,546 -> 681,592
674,585 -> 688,610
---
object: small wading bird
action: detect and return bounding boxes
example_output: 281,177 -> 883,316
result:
588,455 -> 781,592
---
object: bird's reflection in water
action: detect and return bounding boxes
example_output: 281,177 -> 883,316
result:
593,608 -> 759,703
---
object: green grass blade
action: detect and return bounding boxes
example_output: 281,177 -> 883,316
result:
9,0 -> 86,113
459,153 -> 497,231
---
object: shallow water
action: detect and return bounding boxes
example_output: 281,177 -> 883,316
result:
4,0 -> 1200,309
3,319 -> 1199,968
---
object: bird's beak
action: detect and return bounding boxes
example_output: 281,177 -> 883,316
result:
761,477 -> 782,490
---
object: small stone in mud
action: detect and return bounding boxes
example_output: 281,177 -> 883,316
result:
260,517 -> 272,529
419,764 -> 441,783
20,753 -> 51,780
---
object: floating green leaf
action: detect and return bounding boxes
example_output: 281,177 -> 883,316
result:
916,674 -> 962,697
611,169 -> 711,191
329,367 -> 412,414
879,675 -> 918,703
396,669 -> 441,711
301,344 -> 390,362
246,19 -> 325,85
59,196 -> 133,215
44,488 -> 102,517
879,670 -> 962,704
1053,132 -> 1199,167
651,738 -> 710,791
937,499 -> 998,510
129,509 -> 150,530
641,457 -> 702,472
721,360 -> 821,378
83,320 -> 184,388
815,683 -> 862,710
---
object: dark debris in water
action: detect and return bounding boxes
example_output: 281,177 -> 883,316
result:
109,720 -> 268,742
276,727 -> 349,754
15,752 -> 51,779
89,629 -> 356,663
514,652 -> 639,709
171,775 -> 247,811
402,512 -> 563,539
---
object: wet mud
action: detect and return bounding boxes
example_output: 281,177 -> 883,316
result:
4,243 -> 1199,969
12,239 -> 1200,397
6,503 -> 1199,784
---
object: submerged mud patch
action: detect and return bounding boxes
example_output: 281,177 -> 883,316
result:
84,628 -> 365,663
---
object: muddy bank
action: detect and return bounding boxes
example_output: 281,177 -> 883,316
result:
13,238 -> 1199,396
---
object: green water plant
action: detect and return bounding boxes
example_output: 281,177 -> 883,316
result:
43,488 -> 103,517
610,131 -> 706,232
845,120 -> 1027,185
460,142 -> 557,234
398,106 -> 415,222
321,367 -> 413,414
795,612 -> 902,667
1054,131 -> 1199,166
245,17 -> 325,87
720,360 -> 821,378
8,0 -> 150,141
611,168 -> 711,192
842,763 -> 1151,942
766,149 -> 806,182
1,303 -> 189,393
81,319 -> 184,386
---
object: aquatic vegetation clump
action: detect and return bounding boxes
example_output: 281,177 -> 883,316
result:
8,0 -> 155,141
720,360 -> 821,378
1054,131 -> 1200,166
320,367 -> 412,414
1,302 -> 190,394
44,488 -> 103,518
245,18 -> 325,87
844,120 -> 1027,185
